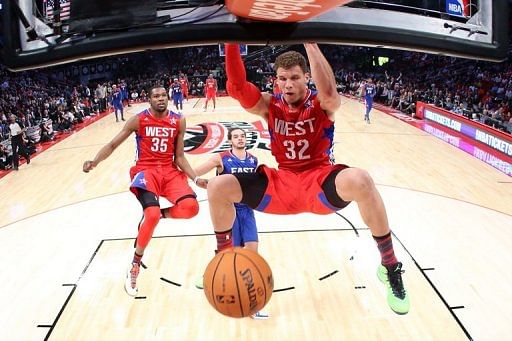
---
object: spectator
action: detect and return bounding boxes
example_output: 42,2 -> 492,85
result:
0,143 -> 12,170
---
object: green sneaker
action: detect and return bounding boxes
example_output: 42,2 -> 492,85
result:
195,275 -> 204,289
377,262 -> 410,314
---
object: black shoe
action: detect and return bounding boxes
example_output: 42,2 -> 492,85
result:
13,167 -> 18,171
122,118 -> 126,121
26,156 -> 31,165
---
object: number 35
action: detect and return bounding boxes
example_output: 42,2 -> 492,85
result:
151,138 -> 169,152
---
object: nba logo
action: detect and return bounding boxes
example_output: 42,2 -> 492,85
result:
446,0 -> 470,17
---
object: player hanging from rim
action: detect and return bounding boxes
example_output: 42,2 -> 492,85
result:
207,44 -> 410,315
83,85 -> 208,296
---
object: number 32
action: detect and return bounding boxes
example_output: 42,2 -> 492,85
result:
283,139 -> 310,160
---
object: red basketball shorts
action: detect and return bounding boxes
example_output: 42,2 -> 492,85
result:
255,164 -> 348,215
129,165 -> 195,203
206,91 -> 216,100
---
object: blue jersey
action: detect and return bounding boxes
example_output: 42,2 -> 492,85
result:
364,83 -> 376,99
171,83 -> 182,96
219,150 -> 259,245
112,91 -> 123,108
219,150 -> 258,208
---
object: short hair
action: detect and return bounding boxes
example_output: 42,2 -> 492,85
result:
227,127 -> 245,140
148,85 -> 166,97
274,51 -> 309,73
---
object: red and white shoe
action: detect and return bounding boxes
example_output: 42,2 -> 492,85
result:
124,262 -> 140,297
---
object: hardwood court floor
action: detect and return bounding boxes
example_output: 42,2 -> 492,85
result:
0,97 -> 511,340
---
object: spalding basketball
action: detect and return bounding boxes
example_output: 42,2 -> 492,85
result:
203,247 -> 273,318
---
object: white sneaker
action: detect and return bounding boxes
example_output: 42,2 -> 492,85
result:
124,262 -> 140,297
251,310 -> 269,320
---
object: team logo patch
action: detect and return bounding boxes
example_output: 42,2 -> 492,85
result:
446,0 -> 469,17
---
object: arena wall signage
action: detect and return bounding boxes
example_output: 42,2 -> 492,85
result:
225,0 -> 352,22
417,102 -> 512,158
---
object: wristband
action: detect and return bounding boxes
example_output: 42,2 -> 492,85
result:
193,176 -> 199,185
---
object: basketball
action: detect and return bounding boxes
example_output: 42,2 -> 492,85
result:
203,247 -> 273,318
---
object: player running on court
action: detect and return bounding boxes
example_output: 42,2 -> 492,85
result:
203,73 -> 217,112
361,78 -> 376,124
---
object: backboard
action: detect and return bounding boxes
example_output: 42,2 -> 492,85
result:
1,0 -> 508,71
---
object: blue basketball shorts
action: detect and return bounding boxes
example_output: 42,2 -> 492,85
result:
232,205 -> 258,246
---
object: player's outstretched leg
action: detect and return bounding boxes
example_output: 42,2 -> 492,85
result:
334,168 -> 409,314
124,206 -> 161,296
195,176 -> 239,290
207,174 -> 240,250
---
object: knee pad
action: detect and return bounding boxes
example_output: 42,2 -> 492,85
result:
321,169 -> 351,210
168,197 -> 199,219
136,189 -> 159,209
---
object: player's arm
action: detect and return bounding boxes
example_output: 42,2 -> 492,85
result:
225,44 -> 271,120
304,43 -> 341,117
194,153 -> 223,177
82,115 -> 138,172
174,116 -> 208,189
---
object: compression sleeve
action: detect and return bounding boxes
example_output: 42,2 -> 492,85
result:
225,44 -> 262,109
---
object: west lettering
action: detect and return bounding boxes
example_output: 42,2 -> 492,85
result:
274,117 -> 316,136
145,126 -> 176,138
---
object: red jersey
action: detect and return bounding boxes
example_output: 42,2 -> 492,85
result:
134,108 -> 182,168
179,77 -> 188,91
267,90 -> 335,172
205,78 -> 217,93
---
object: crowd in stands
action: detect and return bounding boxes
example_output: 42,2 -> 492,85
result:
329,47 -> 512,133
253,45 -> 512,133
1,44 -> 512,170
